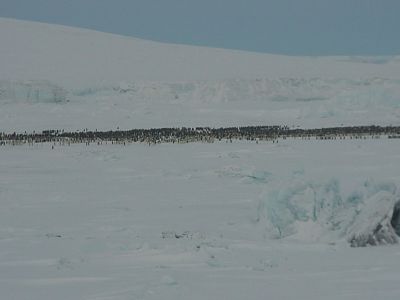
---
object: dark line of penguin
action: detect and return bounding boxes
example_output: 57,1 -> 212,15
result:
1,125 -> 400,147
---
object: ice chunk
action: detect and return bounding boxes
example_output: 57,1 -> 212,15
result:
347,191 -> 398,247
259,177 -> 399,246
391,201 -> 400,236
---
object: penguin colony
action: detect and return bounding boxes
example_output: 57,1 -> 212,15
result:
1,125 -> 400,147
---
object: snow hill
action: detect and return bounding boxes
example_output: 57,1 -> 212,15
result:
1,17 -> 400,130
1,17 -> 400,88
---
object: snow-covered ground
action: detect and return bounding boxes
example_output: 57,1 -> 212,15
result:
1,139 -> 400,299
1,18 -> 400,299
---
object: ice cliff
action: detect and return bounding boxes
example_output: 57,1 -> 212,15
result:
0,80 -> 67,103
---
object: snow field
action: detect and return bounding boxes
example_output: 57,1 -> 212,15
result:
1,139 -> 400,299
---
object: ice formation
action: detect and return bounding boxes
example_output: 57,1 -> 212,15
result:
0,80 -> 67,103
258,178 -> 399,246
347,191 -> 398,247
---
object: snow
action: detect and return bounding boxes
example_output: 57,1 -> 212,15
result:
1,77 -> 400,132
1,18 -> 400,89
1,139 -> 400,299
1,17 -> 400,299
0,18 -> 400,131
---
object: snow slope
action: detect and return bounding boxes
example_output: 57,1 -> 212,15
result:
1,18 -> 400,88
1,18 -> 400,130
